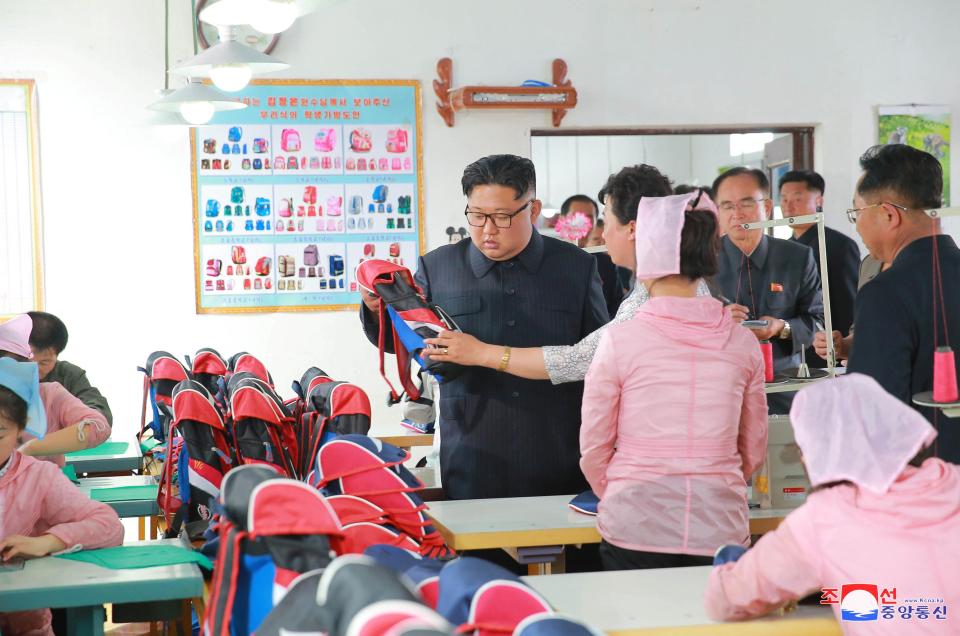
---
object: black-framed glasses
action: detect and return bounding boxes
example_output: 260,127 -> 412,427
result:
464,200 -> 533,228
845,201 -> 908,223
718,197 -> 768,213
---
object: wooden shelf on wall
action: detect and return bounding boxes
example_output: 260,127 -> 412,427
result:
433,58 -> 577,128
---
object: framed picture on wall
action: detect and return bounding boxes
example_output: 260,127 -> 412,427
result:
190,79 -> 425,314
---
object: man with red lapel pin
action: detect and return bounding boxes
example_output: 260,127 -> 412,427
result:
711,167 -> 824,414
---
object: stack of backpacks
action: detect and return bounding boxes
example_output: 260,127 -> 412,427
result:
138,348 -> 605,636
137,348 -> 442,559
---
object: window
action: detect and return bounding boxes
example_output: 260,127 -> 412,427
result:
0,80 -> 44,316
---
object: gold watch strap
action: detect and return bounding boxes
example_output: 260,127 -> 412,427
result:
497,346 -> 512,372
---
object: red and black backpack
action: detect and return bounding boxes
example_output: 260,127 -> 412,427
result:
228,374 -> 298,477
161,379 -> 235,538
355,260 -> 463,404
138,351 -> 191,446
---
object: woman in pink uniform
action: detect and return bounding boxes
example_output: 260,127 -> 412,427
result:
0,357 -> 123,636
580,192 -> 768,570
705,374 -> 960,633
0,315 -> 109,466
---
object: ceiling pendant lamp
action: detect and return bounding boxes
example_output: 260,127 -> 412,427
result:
173,25 -> 289,92
148,78 -> 247,125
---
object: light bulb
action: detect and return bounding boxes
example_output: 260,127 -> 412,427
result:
250,0 -> 298,34
210,64 -> 253,92
179,101 -> 216,125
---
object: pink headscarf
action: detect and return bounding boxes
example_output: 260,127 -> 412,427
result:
790,373 -> 937,494
634,189 -> 718,279
0,314 -> 34,359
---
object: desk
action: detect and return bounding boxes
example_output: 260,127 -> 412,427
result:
524,567 -> 840,635
77,475 -> 159,519
65,440 -> 142,476
376,432 -> 434,449
0,539 -> 204,636
427,495 -> 793,574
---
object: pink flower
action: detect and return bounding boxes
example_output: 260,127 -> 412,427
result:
555,211 -> 593,242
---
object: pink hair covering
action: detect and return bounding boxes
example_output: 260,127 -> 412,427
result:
790,373 -> 937,494
634,190 -> 717,279
0,313 -> 34,359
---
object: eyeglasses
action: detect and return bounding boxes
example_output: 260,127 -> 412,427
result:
718,197 -> 767,213
845,201 -> 908,223
464,200 -> 533,228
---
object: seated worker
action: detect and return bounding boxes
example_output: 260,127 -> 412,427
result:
579,192 -> 768,570
0,315 -> 110,465
705,374 -> 960,626
27,311 -> 113,424
424,166 -> 714,385
0,357 -> 124,636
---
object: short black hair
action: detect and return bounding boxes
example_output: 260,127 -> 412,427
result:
560,194 -> 598,217
461,154 -> 536,200
597,165 -> 673,225
779,170 -> 825,195
674,184 -> 714,201
27,311 -> 69,354
712,167 -> 770,198
857,144 -> 943,210
679,210 -> 720,280
0,385 -> 28,430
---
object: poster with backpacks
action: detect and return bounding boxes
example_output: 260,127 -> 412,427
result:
193,82 -> 422,312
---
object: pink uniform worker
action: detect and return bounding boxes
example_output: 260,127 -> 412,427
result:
705,374 -> 960,634
580,192 -> 768,570
0,315 -> 109,465
0,357 -> 124,636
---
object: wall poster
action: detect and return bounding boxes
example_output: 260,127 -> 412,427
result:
191,80 -> 424,313
878,104 -> 950,205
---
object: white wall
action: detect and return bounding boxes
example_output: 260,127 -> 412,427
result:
1,0 -> 959,437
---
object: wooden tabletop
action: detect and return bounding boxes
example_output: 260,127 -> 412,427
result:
427,494 -> 793,551
375,432 -> 435,448
525,567 -> 840,635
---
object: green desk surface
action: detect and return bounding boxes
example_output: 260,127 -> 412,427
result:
66,442 -> 130,457
65,439 -> 142,475
90,485 -> 158,503
76,476 -> 159,518
0,539 -> 203,613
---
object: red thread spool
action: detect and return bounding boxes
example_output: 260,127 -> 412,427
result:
933,346 -> 959,403
760,340 -> 774,383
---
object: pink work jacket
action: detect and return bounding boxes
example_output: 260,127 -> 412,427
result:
581,295 -> 768,556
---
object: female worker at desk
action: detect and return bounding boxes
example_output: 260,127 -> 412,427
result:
422,167 -> 713,383
705,374 -> 960,626
0,357 -> 123,636
0,315 -> 110,466
579,192 -> 768,570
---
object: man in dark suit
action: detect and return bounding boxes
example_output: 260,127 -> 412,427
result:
846,144 -> 960,463
559,194 -> 624,317
712,168 -> 824,414
780,171 -> 861,368
361,154 -> 609,499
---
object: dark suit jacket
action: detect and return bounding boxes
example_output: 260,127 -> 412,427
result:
847,235 -> 960,463
593,251 -> 624,317
714,235 -> 824,413
790,226 -> 861,368
361,230 -> 609,499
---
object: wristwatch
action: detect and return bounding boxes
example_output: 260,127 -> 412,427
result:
779,320 -> 792,340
